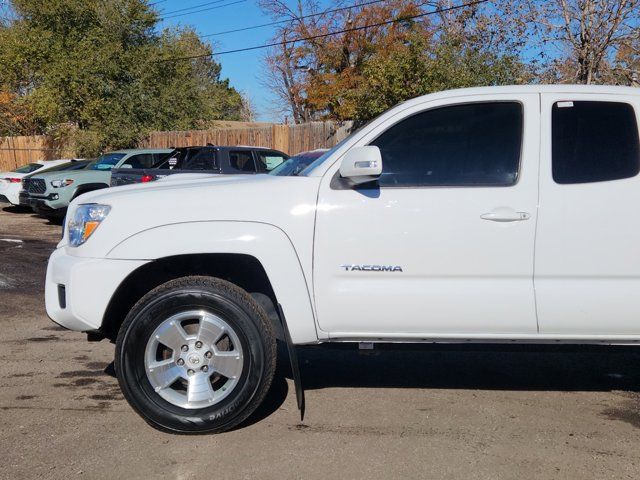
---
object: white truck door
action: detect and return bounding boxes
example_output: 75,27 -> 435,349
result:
313,94 -> 540,337
536,94 -> 640,335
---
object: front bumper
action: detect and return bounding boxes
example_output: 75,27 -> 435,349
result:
29,192 -> 68,212
18,191 -> 31,207
45,247 -> 148,332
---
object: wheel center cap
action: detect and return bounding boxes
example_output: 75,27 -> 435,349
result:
187,354 -> 201,365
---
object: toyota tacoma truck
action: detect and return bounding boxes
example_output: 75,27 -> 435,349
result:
45,85 -> 640,434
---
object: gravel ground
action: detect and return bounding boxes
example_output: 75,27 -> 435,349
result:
1,205 -> 639,480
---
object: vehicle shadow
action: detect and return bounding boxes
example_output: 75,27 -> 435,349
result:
95,343 -> 640,431
294,343 -> 640,392
0,204 -> 63,224
37,214 -> 64,226
2,205 -> 31,214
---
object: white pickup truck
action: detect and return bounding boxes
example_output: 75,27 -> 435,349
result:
46,85 -> 640,433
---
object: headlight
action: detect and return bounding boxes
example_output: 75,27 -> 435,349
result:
68,204 -> 111,247
51,179 -> 74,188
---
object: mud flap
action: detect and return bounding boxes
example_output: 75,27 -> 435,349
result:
277,303 -> 305,421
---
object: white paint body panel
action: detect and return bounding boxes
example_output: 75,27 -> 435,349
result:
48,175 -> 322,343
535,93 -> 640,335
313,93 -> 540,335
44,85 -> 640,345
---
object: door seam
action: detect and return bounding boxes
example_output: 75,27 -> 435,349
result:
532,92 -> 542,333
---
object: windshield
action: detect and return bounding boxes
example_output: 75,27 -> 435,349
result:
13,163 -> 43,174
89,153 -> 126,170
299,112 -> 387,176
39,161 -> 86,173
298,138 -> 349,176
269,151 -> 326,176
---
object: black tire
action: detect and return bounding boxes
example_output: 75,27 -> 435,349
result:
115,276 -> 277,434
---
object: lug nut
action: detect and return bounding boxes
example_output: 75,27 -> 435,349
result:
205,351 -> 212,359
201,365 -> 209,373
187,369 -> 195,376
181,345 -> 188,352
177,358 -> 184,366
195,341 -> 203,349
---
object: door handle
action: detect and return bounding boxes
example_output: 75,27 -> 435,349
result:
480,208 -> 530,222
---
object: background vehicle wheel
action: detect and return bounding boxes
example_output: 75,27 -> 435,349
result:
115,276 -> 277,433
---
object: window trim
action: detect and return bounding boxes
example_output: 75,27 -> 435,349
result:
550,99 -> 640,185
332,100 -> 525,190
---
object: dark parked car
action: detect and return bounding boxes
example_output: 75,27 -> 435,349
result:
110,145 -> 289,187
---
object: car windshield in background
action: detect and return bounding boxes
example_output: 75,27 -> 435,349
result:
89,153 -> 127,170
270,151 -> 327,176
298,143 -> 343,176
41,160 -> 89,173
13,163 -> 43,174
299,112 -> 388,176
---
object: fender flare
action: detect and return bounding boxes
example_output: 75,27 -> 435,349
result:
107,221 -> 318,344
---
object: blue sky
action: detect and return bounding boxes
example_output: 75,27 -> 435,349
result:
156,0 -> 326,122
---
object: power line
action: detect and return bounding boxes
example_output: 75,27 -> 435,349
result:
157,0 -> 490,61
161,0 -> 229,16
202,0 -> 391,38
161,0 -> 245,20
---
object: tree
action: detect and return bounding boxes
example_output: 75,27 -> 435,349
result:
518,0 -> 640,84
260,0 -> 529,123
0,0 -> 247,154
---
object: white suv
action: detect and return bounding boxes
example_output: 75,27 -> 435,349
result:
46,85 -> 640,433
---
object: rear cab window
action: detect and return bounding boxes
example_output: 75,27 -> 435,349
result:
182,148 -> 217,170
230,151 -> 257,172
552,101 -> 640,184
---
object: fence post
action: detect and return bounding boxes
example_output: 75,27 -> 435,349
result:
272,124 -> 290,154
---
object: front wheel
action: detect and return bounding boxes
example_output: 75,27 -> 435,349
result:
115,276 -> 277,433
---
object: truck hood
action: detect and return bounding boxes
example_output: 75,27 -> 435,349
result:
30,168 -> 109,181
64,174 -> 323,259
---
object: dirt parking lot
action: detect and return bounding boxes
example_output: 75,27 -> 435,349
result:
1,206 -> 640,479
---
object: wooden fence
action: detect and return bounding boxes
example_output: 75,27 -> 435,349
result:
139,121 -> 353,156
0,121 -> 353,172
0,135 -> 66,172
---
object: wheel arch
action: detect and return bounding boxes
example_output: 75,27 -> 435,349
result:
72,182 -> 110,200
101,253 -> 282,341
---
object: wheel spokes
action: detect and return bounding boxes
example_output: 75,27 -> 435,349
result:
147,359 -> 183,391
195,314 -> 225,347
213,350 -> 242,379
154,320 -> 189,351
187,373 -> 215,404
145,310 -> 245,409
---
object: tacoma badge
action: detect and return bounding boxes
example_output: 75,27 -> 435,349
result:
340,264 -> 403,272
